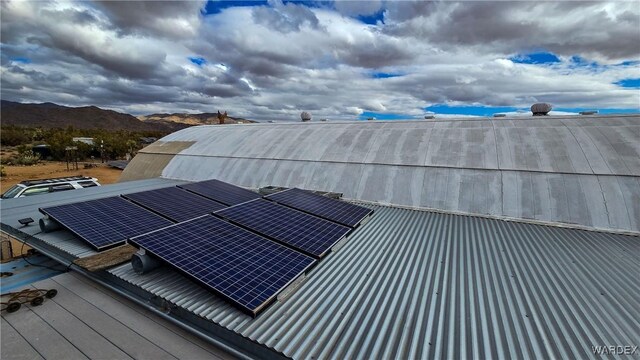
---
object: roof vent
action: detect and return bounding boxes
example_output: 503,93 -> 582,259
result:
367,117 -> 376,121
493,113 -> 506,118
531,103 -> 552,116
300,111 -> 312,122
579,110 -> 598,115
424,115 -> 435,119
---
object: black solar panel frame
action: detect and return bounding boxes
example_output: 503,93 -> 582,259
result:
265,188 -> 374,227
178,179 -> 261,206
39,196 -> 174,251
129,215 -> 316,316
214,199 -> 351,258
122,186 -> 227,222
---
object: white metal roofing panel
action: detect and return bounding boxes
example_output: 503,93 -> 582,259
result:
145,115 -> 640,232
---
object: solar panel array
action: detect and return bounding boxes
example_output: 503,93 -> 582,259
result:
216,199 -> 351,258
39,179 -> 373,315
123,187 -> 227,222
129,215 -> 315,316
265,188 -> 373,227
178,179 -> 262,206
40,196 -> 173,250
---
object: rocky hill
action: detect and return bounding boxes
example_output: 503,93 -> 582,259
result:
138,112 -> 254,126
0,100 -> 188,132
0,101 -> 256,132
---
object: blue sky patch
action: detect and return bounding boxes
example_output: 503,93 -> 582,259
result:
202,0 -> 324,15
189,57 -> 207,66
370,72 -> 402,79
614,78 -> 640,88
426,105 -> 521,116
510,51 -> 561,64
617,60 -> 640,67
569,55 -> 600,69
357,9 -> 385,25
282,1 -> 324,8
202,0 -> 268,15
358,112 -> 411,120
11,57 -> 31,64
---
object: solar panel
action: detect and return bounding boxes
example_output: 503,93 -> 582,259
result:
215,199 -> 351,258
178,179 -> 261,206
40,196 -> 173,251
129,215 -> 315,316
123,187 -> 227,222
265,188 -> 373,227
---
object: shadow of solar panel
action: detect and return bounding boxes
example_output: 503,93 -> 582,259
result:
265,188 -> 373,227
40,196 -> 173,251
123,186 -> 227,222
216,199 -> 351,258
178,179 -> 261,206
129,215 -> 316,316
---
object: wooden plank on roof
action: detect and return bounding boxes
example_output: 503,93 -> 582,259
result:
73,244 -> 137,272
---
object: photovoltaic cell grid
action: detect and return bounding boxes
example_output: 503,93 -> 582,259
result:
215,199 -> 351,258
129,215 -> 315,316
123,186 -> 227,222
265,188 -> 373,227
40,196 -> 173,250
178,179 -> 261,206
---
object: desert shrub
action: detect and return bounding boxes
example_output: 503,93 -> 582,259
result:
0,165 -> 5,177
0,126 -> 30,146
14,148 -> 41,166
1,126 -> 167,161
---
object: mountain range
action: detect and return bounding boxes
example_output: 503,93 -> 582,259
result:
0,100 -> 254,132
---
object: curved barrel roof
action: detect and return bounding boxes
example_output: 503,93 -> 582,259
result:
122,114 -> 640,233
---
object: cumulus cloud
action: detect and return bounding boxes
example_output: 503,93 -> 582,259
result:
91,1 -> 206,39
384,1 -> 640,62
0,0 -> 638,120
252,0 -> 321,33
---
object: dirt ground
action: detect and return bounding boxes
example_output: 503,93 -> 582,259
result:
1,161 -> 123,191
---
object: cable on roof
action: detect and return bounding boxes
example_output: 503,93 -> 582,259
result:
19,240 -> 70,273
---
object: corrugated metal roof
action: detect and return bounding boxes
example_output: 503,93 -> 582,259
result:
2,180 -> 639,359
122,114 -> 640,233
107,203 -> 640,359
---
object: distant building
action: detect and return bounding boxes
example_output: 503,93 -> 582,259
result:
72,137 -> 94,146
31,144 -> 51,158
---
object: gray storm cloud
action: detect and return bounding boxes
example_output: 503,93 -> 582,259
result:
0,0 -> 638,120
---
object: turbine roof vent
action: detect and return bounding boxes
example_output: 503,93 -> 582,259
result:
531,103 -> 552,116
300,111 -> 312,122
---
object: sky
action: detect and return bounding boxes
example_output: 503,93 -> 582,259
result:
1,0 -> 639,121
